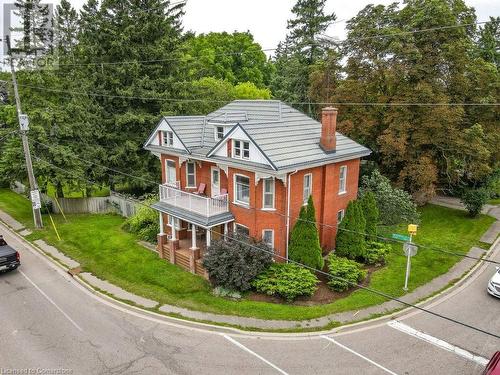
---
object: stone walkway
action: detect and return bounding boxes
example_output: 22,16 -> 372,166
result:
1,203 -> 499,330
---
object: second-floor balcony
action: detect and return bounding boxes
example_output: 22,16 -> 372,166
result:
158,183 -> 230,220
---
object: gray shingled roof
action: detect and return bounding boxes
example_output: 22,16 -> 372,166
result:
148,100 -> 370,171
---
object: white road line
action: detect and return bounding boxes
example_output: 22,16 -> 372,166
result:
19,270 -> 84,332
222,334 -> 289,375
320,335 -> 398,375
388,320 -> 488,367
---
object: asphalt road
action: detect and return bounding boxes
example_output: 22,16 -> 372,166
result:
0,223 -> 498,375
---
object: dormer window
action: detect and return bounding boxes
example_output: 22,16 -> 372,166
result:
162,131 -> 174,147
215,126 -> 224,140
233,140 -> 250,159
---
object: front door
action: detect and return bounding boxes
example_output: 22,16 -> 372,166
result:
211,167 -> 220,197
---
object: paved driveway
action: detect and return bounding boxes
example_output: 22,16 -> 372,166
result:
0,223 -> 498,374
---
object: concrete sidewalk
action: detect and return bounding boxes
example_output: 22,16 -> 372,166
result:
0,206 -> 498,331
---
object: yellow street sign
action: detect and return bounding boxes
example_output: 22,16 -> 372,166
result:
408,224 -> 418,235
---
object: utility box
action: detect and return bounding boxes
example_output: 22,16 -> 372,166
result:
19,114 -> 29,131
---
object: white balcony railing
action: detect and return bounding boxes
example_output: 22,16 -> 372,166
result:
159,183 -> 229,218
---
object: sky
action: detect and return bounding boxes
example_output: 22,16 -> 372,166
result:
1,0 -> 499,56
68,0 -> 498,51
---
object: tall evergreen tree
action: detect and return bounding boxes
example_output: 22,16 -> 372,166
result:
335,200 -> 366,260
13,0 -> 52,56
54,0 -> 79,54
271,0 -> 337,113
74,0 -> 186,191
288,196 -> 324,270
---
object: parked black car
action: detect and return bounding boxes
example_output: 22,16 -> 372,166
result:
0,235 -> 20,273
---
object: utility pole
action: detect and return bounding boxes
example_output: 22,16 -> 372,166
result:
5,36 -> 43,228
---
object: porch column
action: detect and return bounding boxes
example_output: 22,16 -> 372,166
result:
224,223 -> 228,241
171,221 -> 177,241
159,213 -> 164,235
157,213 -> 168,259
190,225 -> 198,250
206,227 -> 211,248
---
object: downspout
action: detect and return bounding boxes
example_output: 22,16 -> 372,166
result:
286,170 -> 298,262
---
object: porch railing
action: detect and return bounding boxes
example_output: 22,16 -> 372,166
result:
159,183 -> 229,217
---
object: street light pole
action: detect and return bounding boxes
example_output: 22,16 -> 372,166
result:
5,36 -> 43,229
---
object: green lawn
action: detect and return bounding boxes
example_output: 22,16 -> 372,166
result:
488,198 -> 500,205
0,188 -> 495,321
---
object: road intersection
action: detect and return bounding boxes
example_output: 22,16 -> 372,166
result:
0,222 -> 498,374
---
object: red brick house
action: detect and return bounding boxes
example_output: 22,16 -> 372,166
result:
144,100 -> 370,275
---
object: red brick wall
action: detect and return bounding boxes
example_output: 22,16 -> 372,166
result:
160,152 -> 361,258
288,158 -> 360,252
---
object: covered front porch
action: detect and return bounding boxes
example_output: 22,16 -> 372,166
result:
155,208 -> 232,278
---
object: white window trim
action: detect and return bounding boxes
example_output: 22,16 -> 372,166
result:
186,161 -> 197,188
339,165 -> 347,195
303,173 -> 312,205
262,229 -> 274,249
214,126 -> 224,140
232,139 -> 250,160
337,209 -> 345,223
165,159 -> 177,185
163,130 -> 174,147
233,173 -> 250,207
262,178 -> 275,210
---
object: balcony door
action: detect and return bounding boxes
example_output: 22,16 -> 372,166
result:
211,166 -> 220,197
165,160 -> 177,186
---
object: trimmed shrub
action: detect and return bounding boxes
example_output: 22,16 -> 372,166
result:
335,200 -> 366,261
360,170 -> 420,225
288,195 -> 324,269
365,241 -> 391,265
252,263 -> 319,302
123,195 -> 159,242
327,255 -> 366,292
461,188 -> 489,217
202,234 -> 273,292
360,191 -> 379,241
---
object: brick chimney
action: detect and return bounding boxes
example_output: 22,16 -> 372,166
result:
320,107 -> 337,153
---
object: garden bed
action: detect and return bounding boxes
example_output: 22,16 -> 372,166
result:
247,264 -> 381,306
0,188 -> 494,321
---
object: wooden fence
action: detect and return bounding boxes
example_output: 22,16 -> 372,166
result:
45,192 -> 138,217
12,182 -> 139,218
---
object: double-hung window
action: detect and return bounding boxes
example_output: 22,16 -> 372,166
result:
339,166 -> 347,194
262,230 -> 274,249
303,173 -> 312,204
262,178 -> 275,209
186,161 -> 196,188
162,131 -> 174,146
233,140 -> 250,159
234,175 -> 250,206
337,210 -> 345,224
215,126 -> 224,140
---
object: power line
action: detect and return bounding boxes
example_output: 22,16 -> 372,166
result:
28,136 -> 499,266
30,153 -> 500,340
12,82 -> 500,107
10,20 -> 488,68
